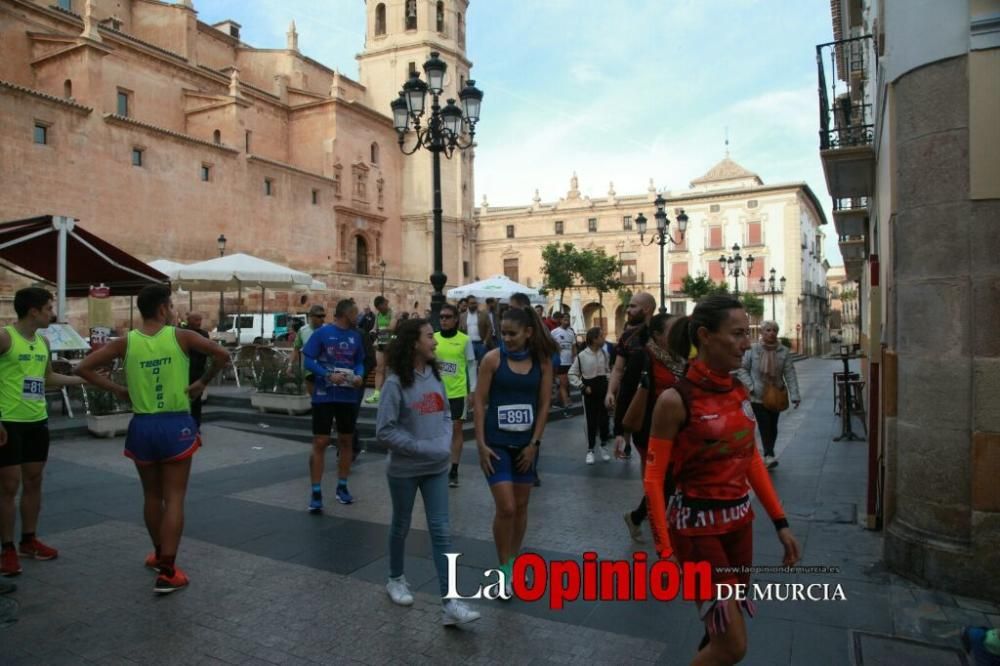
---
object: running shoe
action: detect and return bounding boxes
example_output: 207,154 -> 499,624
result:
764,455 -> 778,469
153,567 -> 189,594
623,511 -> 644,543
309,492 -> 323,513
585,450 -> 595,465
0,581 -> 15,594
599,445 -> 612,462
386,576 -> 414,606
19,537 -> 58,560
364,390 -> 380,404
336,486 -> 354,505
144,552 -> 161,572
1,548 -> 22,576
448,471 -> 459,488
442,599 -> 481,626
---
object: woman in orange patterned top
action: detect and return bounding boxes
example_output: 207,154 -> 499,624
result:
644,295 -> 801,665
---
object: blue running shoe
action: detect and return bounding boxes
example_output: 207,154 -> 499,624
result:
308,492 -> 323,513
336,486 -> 354,505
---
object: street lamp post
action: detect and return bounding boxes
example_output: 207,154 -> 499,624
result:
719,244 -> 754,295
216,233 -> 227,328
757,267 -> 787,320
379,258 -> 387,298
635,195 -> 688,315
391,52 -> 483,328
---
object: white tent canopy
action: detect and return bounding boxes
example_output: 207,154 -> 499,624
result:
173,253 -> 315,340
446,275 -> 542,302
174,253 -> 313,291
147,258 -> 187,280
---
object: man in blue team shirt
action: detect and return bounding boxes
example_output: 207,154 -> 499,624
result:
303,299 -> 366,510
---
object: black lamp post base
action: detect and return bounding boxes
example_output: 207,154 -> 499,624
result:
430,271 -> 447,328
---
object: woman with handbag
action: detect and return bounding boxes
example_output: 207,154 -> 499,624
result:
736,320 -> 800,469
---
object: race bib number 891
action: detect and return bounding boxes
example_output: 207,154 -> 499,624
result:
497,404 -> 533,432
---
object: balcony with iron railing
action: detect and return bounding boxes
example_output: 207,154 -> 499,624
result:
832,196 -> 869,237
817,35 -> 876,200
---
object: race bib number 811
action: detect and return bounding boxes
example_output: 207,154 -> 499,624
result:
498,404 -> 533,432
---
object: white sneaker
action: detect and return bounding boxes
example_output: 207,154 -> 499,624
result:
585,450 -> 595,465
599,445 -> 611,462
386,576 -> 414,606
442,599 -> 481,626
764,455 -> 778,469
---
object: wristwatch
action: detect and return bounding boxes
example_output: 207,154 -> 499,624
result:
531,440 -> 541,448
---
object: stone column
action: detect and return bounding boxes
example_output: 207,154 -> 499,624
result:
884,54 -> 1000,600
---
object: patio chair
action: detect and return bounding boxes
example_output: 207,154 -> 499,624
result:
46,358 -> 76,418
231,346 -> 259,388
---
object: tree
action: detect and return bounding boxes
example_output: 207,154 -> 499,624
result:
741,293 -> 765,321
576,248 -> 622,328
680,274 -> 729,301
540,242 -> 579,308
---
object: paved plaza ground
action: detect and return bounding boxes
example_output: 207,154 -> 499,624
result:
1,358 -> 997,665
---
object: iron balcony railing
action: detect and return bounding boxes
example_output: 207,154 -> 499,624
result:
833,196 -> 870,211
816,35 -> 874,150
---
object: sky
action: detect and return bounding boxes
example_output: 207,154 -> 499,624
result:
195,0 -> 841,264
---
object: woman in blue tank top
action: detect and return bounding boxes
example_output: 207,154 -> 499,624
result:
473,307 -> 553,597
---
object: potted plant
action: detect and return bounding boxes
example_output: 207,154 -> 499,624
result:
250,360 -> 311,415
82,368 -> 133,438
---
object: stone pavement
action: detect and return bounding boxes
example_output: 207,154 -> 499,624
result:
1,358 -> 997,665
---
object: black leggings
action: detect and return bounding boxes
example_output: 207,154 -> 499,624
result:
752,402 -> 780,456
582,376 -> 610,449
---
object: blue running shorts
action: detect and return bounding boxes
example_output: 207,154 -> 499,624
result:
125,412 -> 200,465
484,444 -> 537,486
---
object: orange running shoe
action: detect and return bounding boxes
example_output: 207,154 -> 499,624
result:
153,567 -> 189,594
144,552 -> 161,572
19,538 -> 58,561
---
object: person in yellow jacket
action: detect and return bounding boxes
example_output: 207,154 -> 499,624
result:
76,285 -> 229,594
434,303 -> 476,488
0,288 -> 86,578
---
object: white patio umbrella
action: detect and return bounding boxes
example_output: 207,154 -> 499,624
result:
569,294 -> 587,334
148,259 -> 193,309
175,253 -> 314,340
446,275 -> 541,301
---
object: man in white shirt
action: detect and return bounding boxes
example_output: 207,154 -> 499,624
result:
550,313 -> 576,417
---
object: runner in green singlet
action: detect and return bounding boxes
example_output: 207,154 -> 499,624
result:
0,288 -> 86,578
76,285 -> 230,594
433,303 -> 476,488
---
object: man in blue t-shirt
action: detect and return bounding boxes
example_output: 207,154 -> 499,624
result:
303,299 -> 366,510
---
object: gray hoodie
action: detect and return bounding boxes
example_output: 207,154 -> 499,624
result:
375,367 -> 452,478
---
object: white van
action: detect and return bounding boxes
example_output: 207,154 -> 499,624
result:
212,313 -> 305,345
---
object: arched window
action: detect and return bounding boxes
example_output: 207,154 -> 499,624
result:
213,129 -> 221,144
355,236 -> 370,275
375,3 -> 386,36
436,1 -> 445,32
405,0 -> 417,30
370,141 -> 379,165
63,79 -> 72,98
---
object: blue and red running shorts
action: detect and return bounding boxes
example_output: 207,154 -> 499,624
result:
125,412 -> 200,465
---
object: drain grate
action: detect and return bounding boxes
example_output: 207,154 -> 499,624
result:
0,596 -> 18,628
852,631 -> 968,665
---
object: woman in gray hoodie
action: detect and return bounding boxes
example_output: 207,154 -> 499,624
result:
375,318 -> 481,626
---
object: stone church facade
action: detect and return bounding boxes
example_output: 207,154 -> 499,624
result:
0,0 -> 476,326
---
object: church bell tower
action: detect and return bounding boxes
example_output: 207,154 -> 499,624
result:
357,0 -> 476,289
